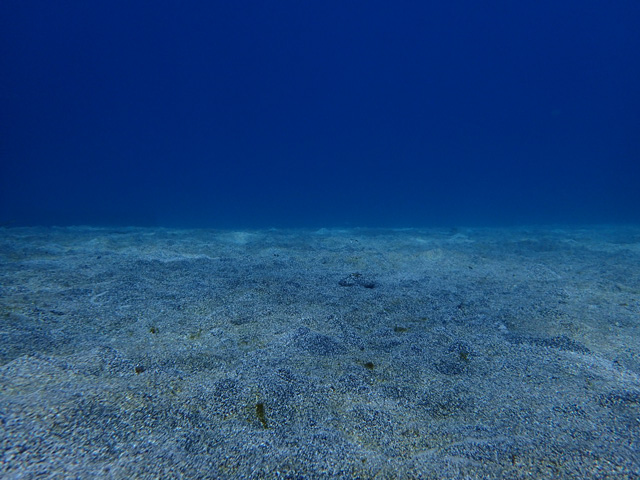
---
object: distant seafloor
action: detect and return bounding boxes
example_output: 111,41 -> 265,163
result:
1,225 -> 639,479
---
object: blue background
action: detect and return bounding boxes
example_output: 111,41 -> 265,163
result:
1,1 -> 639,228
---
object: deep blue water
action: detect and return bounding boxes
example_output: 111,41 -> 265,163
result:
1,1 -> 639,228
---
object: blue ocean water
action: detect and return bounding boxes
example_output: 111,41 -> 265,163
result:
1,0 -> 638,228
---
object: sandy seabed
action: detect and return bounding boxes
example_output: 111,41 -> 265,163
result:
1,225 -> 639,479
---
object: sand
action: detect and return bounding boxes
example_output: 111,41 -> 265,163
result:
1,225 -> 639,479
